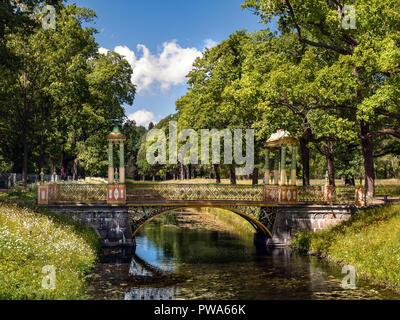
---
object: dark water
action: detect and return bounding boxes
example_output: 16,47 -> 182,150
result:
88,212 -> 399,300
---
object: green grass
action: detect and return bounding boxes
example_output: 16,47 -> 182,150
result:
0,183 -> 36,200
291,204 -> 400,290
192,207 -> 255,237
0,201 -> 100,300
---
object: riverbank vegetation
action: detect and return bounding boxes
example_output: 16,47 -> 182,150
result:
291,204 -> 400,290
0,201 -> 99,299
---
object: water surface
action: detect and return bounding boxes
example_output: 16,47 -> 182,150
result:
87,211 -> 399,300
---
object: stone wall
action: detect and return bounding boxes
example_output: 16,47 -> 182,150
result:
268,205 -> 354,246
46,205 -> 134,247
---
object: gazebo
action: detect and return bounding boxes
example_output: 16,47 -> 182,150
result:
264,129 -> 298,186
264,129 -> 299,203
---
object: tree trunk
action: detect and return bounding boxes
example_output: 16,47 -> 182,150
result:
186,164 -> 192,180
251,167 -> 259,185
213,164 -> 221,184
360,121 -> 375,198
229,165 -> 236,185
391,157 -> 397,178
323,140 -> 336,186
209,166 -> 214,179
180,163 -> 184,180
72,158 -> 78,181
300,137 -> 310,186
81,167 -> 86,180
22,65 -> 29,186
345,176 -> 355,186
60,151 -> 69,181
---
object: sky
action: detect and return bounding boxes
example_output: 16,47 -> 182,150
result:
68,0 -> 268,127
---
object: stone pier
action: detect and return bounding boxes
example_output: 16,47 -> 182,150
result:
46,205 -> 134,247
261,204 -> 354,246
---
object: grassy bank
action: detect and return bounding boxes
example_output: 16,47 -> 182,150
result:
291,204 -> 400,290
190,207 -> 255,238
0,201 -> 100,300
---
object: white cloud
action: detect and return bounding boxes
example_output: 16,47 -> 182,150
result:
204,38 -> 218,49
98,47 -> 109,55
100,38 -> 217,93
112,40 -> 202,93
128,110 -> 156,127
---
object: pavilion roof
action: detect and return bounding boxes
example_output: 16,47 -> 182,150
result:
265,129 -> 297,147
107,126 -> 126,142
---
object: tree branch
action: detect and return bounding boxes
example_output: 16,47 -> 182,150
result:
285,0 -> 353,55
369,129 -> 400,140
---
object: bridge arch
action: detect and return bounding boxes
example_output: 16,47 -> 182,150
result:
128,205 -> 276,238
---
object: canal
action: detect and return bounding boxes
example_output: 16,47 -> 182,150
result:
86,209 -> 399,300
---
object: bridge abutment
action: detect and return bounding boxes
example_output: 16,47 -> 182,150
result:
46,205 -> 134,247
268,205 -> 354,246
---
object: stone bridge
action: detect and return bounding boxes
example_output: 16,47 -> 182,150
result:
37,182 -> 365,247
35,127 -> 366,247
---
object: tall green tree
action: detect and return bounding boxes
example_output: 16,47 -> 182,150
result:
0,3 -> 136,181
242,0 -> 400,197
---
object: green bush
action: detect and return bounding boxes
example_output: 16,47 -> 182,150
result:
292,204 -> 400,289
0,201 -> 100,300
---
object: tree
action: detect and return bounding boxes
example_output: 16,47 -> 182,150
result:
0,3 -> 136,182
242,0 -> 400,197
177,31 -> 258,184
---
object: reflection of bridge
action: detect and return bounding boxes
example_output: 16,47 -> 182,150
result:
37,182 -> 365,245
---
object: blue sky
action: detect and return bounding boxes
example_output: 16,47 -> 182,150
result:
68,0 -> 268,127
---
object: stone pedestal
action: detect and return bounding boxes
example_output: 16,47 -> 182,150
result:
355,188 -> 366,206
324,186 -> 335,202
37,184 -> 49,205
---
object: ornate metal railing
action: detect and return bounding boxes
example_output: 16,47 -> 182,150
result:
334,186 -> 360,203
37,182 -> 365,206
297,185 -> 363,204
126,183 -> 267,203
47,184 -> 107,203
297,186 -> 325,203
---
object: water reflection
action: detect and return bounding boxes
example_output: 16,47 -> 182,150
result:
88,211 -> 400,300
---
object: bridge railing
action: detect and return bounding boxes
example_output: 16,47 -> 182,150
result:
36,182 -> 365,206
297,185 -> 365,205
126,183 -> 268,203
46,184 -> 107,203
